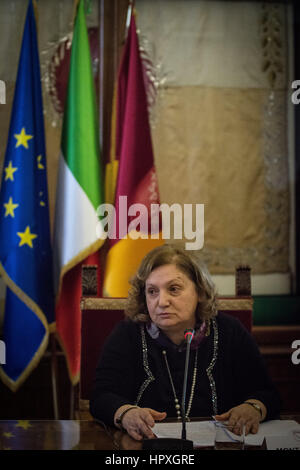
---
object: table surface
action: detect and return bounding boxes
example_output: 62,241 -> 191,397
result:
0,415 -> 299,451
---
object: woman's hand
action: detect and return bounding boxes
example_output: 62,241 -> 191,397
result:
214,400 -> 266,436
115,406 -> 167,441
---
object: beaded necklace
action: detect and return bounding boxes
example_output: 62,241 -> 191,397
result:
137,320 -> 219,417
162,348 -> 198,420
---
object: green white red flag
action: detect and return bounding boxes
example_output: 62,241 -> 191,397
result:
53,0 -> 104,383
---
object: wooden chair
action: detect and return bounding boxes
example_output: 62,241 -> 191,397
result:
74,266 -> 252,419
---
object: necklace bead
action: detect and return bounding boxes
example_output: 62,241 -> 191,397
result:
162,348 -> 198,419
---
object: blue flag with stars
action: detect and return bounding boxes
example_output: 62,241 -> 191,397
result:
0,0 -> 54,391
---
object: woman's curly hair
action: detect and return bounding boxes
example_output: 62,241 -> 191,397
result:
125,244 -> 218,323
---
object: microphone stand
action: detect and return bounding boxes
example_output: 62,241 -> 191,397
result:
142,330 -> 194,450
181,332 -> 192,441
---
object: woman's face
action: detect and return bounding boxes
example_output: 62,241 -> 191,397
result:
145,263 -> 200,334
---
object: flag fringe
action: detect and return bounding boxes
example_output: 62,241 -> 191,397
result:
0,329 -> 49,393
0,263 -> 51,392
0,263 -> 49,331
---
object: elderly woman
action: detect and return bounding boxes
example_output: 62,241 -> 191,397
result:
90,245 -> 281,441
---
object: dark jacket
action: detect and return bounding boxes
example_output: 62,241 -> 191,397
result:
90,313 -> 281,426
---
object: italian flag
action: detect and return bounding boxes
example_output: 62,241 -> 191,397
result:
53,0 -> 104,384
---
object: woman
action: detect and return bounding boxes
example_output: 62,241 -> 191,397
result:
90,245 -> 281,441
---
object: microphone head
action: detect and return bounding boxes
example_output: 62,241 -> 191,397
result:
184,328 -> 195,344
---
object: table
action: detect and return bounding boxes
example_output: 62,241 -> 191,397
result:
0,415 -> 299,451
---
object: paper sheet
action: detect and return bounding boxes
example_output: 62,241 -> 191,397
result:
152,421 -> 216,447
266,430 -> 300,450
152,420 -> 300,448
246,420 -> 300,446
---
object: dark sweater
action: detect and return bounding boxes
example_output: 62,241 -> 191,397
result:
90,313 -> 281,425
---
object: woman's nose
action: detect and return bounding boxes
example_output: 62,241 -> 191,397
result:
158,290 -> 170,307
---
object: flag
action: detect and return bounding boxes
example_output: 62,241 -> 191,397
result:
102,13 -> 163,297
53,0 -> 104,384
0,0 -> 54,391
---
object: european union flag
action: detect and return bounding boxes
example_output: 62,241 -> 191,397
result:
0,1 -> 54,391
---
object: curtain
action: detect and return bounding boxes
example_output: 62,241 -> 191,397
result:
136,0 -> 291,278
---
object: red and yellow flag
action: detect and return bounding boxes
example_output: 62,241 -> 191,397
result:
103,13 -> 163,297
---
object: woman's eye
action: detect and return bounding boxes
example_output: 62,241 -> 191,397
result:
147,288 -> 156,296
169,285 -> 181,293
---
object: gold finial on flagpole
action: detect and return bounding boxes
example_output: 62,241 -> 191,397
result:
72,0 -> 80,25
32,0 -> 39,34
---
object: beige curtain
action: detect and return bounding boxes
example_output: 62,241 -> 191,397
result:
136,0 -> 290,275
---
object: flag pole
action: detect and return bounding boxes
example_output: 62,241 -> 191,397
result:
50,333 -> 59,419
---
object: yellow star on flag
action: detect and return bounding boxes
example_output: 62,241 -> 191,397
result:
15,420 -> 32,430
4,161 -> 18,181
3,432 -> 14,439
17,226 -> 37,248
14,127 -> 33,149
4,197 -> 19,218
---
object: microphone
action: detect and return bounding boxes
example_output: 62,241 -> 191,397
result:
142,328 -> 194,450
184,328 -> 194,344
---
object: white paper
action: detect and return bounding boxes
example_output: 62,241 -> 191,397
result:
152,421 -> 216,447
246,420 -> 300,446
266,429 -> 300,450
152,420 -> 300,448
